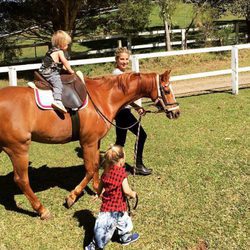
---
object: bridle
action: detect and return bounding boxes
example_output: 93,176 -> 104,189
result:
154,74 -> 179,113
85,74 -> 179,128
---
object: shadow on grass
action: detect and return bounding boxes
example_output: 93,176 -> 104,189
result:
73,209 -> 123,248
0,163 -> 95,217
73,209 -> 96,247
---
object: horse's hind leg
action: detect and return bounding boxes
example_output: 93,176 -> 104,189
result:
4,145 -> 51,219
66,143 -> 100,208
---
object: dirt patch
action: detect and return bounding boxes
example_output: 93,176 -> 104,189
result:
172,72 -> 250,97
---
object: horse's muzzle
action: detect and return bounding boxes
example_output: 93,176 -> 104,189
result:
166,108 -> 180,119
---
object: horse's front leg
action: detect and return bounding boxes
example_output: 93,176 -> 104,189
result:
4,145 -> 51,220
65,143 -> 100,208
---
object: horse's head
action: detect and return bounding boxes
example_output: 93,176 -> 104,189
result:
153,70 -> 180,119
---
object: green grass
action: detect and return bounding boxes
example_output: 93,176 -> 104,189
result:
0,89 -> 249,249
150,3 -> 206,28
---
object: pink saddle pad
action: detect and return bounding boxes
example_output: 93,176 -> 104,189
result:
34,88 -> 88,110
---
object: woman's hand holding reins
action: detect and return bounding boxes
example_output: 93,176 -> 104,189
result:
137,108 -> 146,116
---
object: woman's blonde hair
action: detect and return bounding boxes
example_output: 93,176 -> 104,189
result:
115,47 -> 131,61
103,144 -> 125,166
51,30 -> 72,48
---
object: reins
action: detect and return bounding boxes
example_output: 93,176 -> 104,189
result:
84,73 -> 178,130
127,115 -> 141,216
85,83 -> 142,130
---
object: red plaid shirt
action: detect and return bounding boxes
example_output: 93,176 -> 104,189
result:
100,165 -> 128,212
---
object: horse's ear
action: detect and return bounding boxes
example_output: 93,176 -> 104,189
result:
161,69 -> 171,81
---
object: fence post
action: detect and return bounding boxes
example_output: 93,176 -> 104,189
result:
235,21 -> 239,44
231,46 -> 239,95
131,55 -> 140,73
117,40 -> 122,48
8,66 -> 17,86
181,29 -> 186,50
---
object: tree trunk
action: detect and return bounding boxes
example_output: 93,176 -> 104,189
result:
247,11 -> 250,43
164,19 -> 171,51
127,36 -> 132,50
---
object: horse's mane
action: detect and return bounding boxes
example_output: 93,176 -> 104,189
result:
85,73 -> 136,94
85,72 -> 157,94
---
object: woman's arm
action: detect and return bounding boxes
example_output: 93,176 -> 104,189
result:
122,178 -> 136,198
130,102 -> 146,116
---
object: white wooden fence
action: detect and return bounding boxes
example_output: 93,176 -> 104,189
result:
78,28 -> 199,54
0,43 -> 250,95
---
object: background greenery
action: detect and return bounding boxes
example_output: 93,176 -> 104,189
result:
0,88 -> 249,250
0,2 -> 245,65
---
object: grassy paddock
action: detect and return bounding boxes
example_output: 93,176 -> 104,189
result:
0,88 -> 249,250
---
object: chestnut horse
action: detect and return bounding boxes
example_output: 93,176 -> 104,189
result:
0,70 -> 180,219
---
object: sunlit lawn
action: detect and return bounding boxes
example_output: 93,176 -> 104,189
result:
0,88 -> 249,249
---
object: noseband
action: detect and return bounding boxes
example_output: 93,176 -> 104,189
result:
154,74 -> 179,112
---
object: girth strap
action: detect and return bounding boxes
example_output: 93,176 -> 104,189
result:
69,110 -> 80,141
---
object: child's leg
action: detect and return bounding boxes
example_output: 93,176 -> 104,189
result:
94,212 -> 118,249
116,212 -> 133,242
47,73 -> 63,101
46,73 -> 67,113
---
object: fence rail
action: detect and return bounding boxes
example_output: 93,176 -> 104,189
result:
0,43 -> 250,95
4,24 -> 242,59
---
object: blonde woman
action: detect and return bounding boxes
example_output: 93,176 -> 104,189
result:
113,47 -> 152,175
39,30 -> 75,113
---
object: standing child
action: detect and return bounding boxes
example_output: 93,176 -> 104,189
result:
85,145 -> 139,250
39,30 -> 75,113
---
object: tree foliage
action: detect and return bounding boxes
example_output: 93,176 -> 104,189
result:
0,0 -> 122,61
111,0 -> 152,34
104,0 -> 152,49
188,0 -> 250,42
231,0 -> 249,17
227,0 -> 250,42
0,0 -> 121,41
156,0 -> 180,50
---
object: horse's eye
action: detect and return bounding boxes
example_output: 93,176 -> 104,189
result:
163,85 -> 170,94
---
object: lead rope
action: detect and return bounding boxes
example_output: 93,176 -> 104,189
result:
133,115 -> 142,175
127,115 -> 141,216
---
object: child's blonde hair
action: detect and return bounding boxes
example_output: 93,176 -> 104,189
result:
115,47 -> 131,61
51,30 -> 72,48
103,144 -> 125,166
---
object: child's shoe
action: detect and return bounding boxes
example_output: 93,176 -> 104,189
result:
85,241 -> 100,250
121,233 -> 140,245
52,100 -> 67,114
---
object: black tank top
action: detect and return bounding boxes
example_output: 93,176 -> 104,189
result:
39,47 -> 64,75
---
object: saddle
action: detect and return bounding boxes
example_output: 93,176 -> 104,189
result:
33,71 -> 87,109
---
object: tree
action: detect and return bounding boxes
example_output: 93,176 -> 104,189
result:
109,0 -> 152,49
0,0 -> 121,41
185,0 -> 250,44
0,0 -> 121,62
226,0 -> 250,42
156,0 -> 180,51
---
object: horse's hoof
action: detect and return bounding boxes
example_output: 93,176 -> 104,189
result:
65,196 -> 75,208
40,209 -> 52,220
